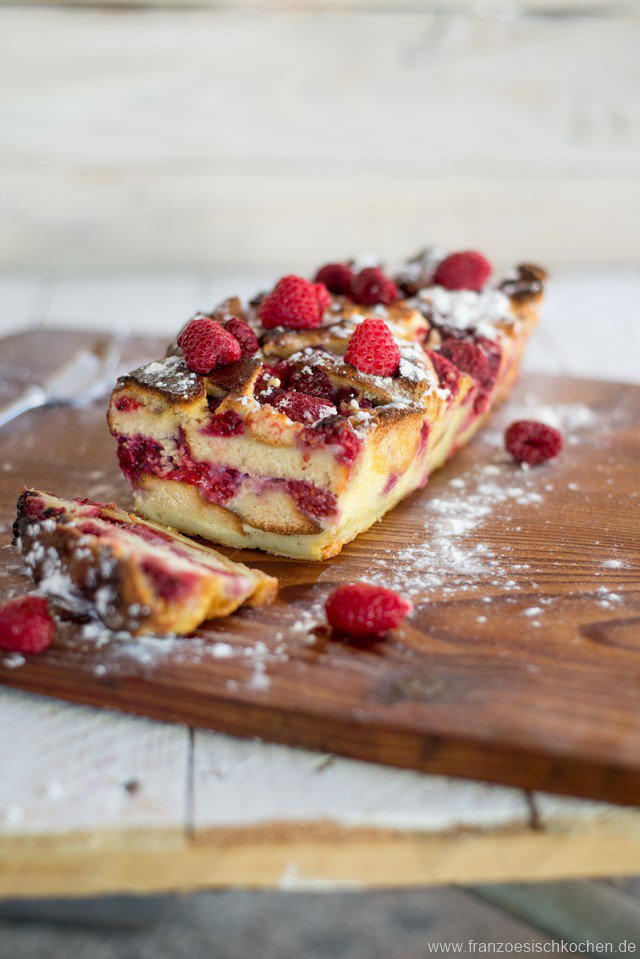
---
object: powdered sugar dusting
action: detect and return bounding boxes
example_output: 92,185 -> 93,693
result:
124,355 -> 202,400
59,602 -> 326,690
356,460 -> 545,597
322,397 -> 624,605
417,285 -> 513,339
1,652 -> 26,670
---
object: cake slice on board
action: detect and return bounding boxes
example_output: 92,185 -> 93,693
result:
13,489 -> 277,636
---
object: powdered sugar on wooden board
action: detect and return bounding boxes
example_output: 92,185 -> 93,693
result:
334,468 -> 540,598
320,396 -> 631,608
1,387 -> 636,685
43,602 -> 330,692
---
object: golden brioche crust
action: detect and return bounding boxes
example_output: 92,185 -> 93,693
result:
14,489 -> 277,634
108,256 -> 545,560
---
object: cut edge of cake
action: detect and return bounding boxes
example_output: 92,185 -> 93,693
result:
107,254 -> 546,561
13,489 -> 277,635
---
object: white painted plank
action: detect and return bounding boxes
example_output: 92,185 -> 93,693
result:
0,688 -> 189,836
523,270 -> 640,383
0,276 -> 54,339
522,270 -> 640,383
2,175 -> 639,273
22,0 -> 640,10
532,793 -> 640,838
207,270 -> 278,315
44,273 -> 211,335
1,10 -> 637,178
1,7 -> 639,271
192,731 -> 530,834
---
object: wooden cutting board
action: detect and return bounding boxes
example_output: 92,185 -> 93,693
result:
1,331 -> 639,804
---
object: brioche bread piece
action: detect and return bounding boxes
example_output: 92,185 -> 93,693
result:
14,489 -> 277,635
107,253 -> 546,560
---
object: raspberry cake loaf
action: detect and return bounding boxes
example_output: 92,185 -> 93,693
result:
14,490 -> 277,634
108,250 -> 545,560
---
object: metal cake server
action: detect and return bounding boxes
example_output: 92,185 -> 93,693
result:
0,336 -> 122,428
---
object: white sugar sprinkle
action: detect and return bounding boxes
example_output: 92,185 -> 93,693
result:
211,642 -> 235,659
1,652 -> 25,670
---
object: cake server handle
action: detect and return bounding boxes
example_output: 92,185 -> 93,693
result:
0,384 -> 47,428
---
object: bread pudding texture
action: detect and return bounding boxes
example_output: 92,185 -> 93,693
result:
107,252 -> 545,560
14,490 -> 277,635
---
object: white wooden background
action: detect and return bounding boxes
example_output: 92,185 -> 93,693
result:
0,2 -> 639,272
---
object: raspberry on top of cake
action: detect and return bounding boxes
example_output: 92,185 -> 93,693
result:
108,249 -> 545,560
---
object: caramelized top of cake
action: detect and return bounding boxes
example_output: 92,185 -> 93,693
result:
111,249 -> 545,445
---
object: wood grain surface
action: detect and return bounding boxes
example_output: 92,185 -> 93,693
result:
1,330 -> 639,806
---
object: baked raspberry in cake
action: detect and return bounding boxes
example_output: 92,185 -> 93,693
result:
14,490 -> 277,634
108,251 -> 546,560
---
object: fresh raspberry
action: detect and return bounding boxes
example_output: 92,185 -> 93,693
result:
344,318 -> 401,377
313,282 -> 331,315
438,339 -> 493,390
505,420 -> 563,466
222,317 -> 259,358
287,366 -> 336,402
351,267 -> 398,306
0,595 -> 55,654
203,409 -> 245,437
300,415 -> 363,465
270,391 -> 336,425
433,251 -> 492,291
325,584 -> 412,638
178,317 -> 241,374
259,275 -> 326,330
314,263 -> 355,296
427,350 -> 461,398
288,480 -> 337,519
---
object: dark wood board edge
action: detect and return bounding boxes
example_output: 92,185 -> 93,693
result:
3,668 -> 639,807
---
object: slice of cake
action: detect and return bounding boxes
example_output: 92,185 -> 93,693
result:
14,490 -> 277,635
108,250 -> 546,560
